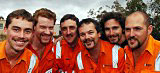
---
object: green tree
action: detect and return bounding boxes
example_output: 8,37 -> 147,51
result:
87,0 -> 160,40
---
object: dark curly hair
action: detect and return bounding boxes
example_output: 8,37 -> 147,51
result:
100,12 -> 125,34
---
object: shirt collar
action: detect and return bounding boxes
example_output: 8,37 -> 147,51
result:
124,35 -> 154,56
145,35 -> 154,56
0,40 -> 7,59
0,40 -> 29,64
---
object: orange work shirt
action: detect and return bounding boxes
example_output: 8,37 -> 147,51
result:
75,39 -> 125,73
53,38 -> 83,73
124,35 -> 160,73
28,41 -> 58,73
0,40 -> 39,73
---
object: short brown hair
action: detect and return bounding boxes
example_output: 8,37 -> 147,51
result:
33,8 -> 56,26
6,9 -> 35,28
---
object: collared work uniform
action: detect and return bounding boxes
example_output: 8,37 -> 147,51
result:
75,39 -> 125,73
124,35 -> 160,73
28,41 -> 58,73
0,40 -> 39,73
53,38 -> 83,73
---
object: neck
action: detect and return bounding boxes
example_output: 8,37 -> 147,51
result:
118,34 -> 126,45
68,37 -> 78,50
132,36 -> 149,66
88,39 -> 101,64
5,41 -> 24,61
88,39 -> 100,56
31,35 -> 46,59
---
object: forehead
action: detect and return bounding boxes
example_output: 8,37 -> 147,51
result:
126,12 -> 146,27
105,19 -> 121,27
9,18 -> 33,29
61,19 -> 77,27
79,23 -> 96,33
37,16 -> 54,26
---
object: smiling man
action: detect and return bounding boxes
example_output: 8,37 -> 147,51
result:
124,11 -> 160,73
75,18 -> 125,73
53,14 -> 84,73
0,9 -> 39,73
27,8 -> 57,73
100,12 -> 127,48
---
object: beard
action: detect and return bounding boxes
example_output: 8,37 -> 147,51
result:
83,38 -> 96,50
128,36 -> 141,51
108,34 -> 121,44
39,32 -> 52,45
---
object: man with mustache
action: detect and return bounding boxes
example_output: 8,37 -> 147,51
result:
53,14 -> 83,73
0,9 -> 39,73
75,18 -> 125,73
124,11 -> 160,73
27,8 -> 58,73
100,12 -> 127,48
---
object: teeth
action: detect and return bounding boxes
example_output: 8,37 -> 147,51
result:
15,40 -> 25,44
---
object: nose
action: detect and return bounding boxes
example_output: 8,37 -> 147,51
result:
130,29 -> 135,37
67,28 -> 71,35
85,33 -> 90,39
110,29 -> 114,35
44,28 -> 51,34
19,31 -> 24,38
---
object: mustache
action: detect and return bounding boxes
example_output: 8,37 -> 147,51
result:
128,36 -> 137,40
13,37 -> 29,42
83,38 -> 94,43
108,34 -> 119,38
66,34 -> 73,37
41,32 -> 53,36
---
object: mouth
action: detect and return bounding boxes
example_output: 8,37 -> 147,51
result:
129,39 -> 136,45
41,35 -> 51,40
13,39 -> 27,46
66,35 -> 73,39
109,35 -> 118,41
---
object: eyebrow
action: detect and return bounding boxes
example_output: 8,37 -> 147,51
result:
12,26 -> 20,29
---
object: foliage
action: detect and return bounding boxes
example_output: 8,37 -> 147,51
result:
87,0 -> 160,40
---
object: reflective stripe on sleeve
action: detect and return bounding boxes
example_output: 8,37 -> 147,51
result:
28,54 -> 37,73
77,52 -> 84,70
45,68 -> 52,73
155,52 -> 160,71
56,41 -> 62,59
112,45 -> 121,68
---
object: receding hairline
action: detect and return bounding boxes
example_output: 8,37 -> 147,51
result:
126,11 -> 149,26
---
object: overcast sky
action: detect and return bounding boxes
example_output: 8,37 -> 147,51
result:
0,0 -> 127,24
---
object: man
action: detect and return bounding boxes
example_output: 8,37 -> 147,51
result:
0,9 -> 38,73
27,8 -> 57,73
53,14 -> 83,73
124,11 -> 160,73
100,12 -> 127,48
75,18 -> 125,73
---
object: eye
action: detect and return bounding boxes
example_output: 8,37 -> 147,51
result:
12,28 -> 20,32
105,28 -> 110,31
112,26 -> 119,30
125,28 -> 130,32
80,33 -> 85,37
88,31 -> 94,35
40,26 -> 46,29
49,27 -> 54,30
70,26 -> 76,30
134,27 -> 142,31
61,27 -> 67,31
25,30 -> 32,34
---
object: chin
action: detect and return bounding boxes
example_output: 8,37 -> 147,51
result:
14,47 -> 25,52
